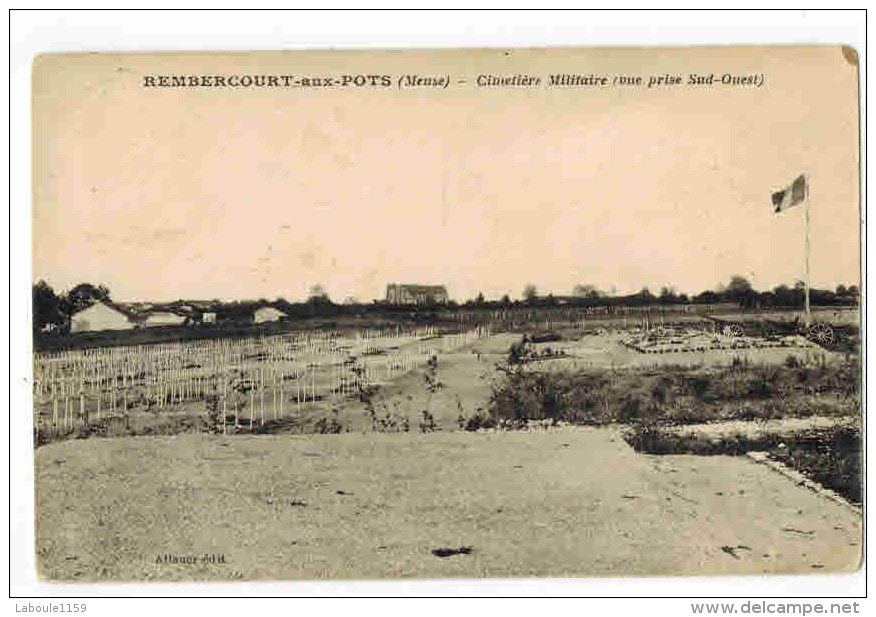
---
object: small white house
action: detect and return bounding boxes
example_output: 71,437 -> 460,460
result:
253,307 -> 287,323
141,311 -> 187,327
71,302 -> 134,333
202,312 -> 216,324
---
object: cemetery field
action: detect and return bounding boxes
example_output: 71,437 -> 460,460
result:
32,315 -> 862,580
32,310 -> 860,442
32,325 -> 493,442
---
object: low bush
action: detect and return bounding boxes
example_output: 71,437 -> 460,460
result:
464,409 -> 496,431
202,394 -> 223,434
780,425 -> 862,504
33,428 -> 51,449
314,417 -> 343,434
487,355 -> 860,426
624,423 -> 862,504
419,410 -> 438,433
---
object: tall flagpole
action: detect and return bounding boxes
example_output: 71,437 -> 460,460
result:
804,172 -> 811,326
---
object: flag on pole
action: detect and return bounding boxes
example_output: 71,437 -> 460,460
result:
770,172 -> 812,324
771,173 -> 808,213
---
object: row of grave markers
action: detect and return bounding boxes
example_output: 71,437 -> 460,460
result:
34,354 -> 425,435
34,326 -> 491,436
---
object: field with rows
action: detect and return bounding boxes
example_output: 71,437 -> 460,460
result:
33,325 -> 497,442
32,308 -> 862,580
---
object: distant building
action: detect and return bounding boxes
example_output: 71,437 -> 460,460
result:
70,302 -> 134,333
141,311 -> 187,327
254,306 -> 287,323
386,284 -> 449,306
202,312 -> 216,324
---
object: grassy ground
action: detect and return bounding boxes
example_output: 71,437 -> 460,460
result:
487,350 -> 859,427
33,315 -> 438,353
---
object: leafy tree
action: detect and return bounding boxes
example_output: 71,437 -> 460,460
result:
500,294 -> 511,306
523,284 -> 538,304
307,283 -> 330,303
659,286 -> 678,304
475,292 -> 485,305
32,280 -> 62,332
63,283 -> 111,316
727,275 -> 753,294
839,284 -> 861,305
725,276 -> 755,307
772,284 -> 793,307
573,283 -> 602,299
694,290 -> 718,304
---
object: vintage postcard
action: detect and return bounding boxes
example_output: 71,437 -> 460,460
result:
31,46 -> 861,581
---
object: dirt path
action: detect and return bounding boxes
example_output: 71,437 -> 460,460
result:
662,416 -> 857,440
331,332 -> 521,431
35,428 -> 861,581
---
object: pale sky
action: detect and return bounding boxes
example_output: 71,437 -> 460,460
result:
32,46 -> 860,302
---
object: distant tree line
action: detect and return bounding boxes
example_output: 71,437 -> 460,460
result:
33,275 -> 860,334
498,276 -> 858,310
687,276 -> 859,310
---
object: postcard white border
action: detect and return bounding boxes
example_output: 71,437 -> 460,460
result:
7,8 -> 868,605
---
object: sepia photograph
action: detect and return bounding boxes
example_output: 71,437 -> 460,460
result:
27,42 -> 862,585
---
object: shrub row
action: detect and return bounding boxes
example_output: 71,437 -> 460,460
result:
487,350 -> 860,426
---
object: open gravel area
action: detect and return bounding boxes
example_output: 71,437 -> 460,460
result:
35,427 -> 861,581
